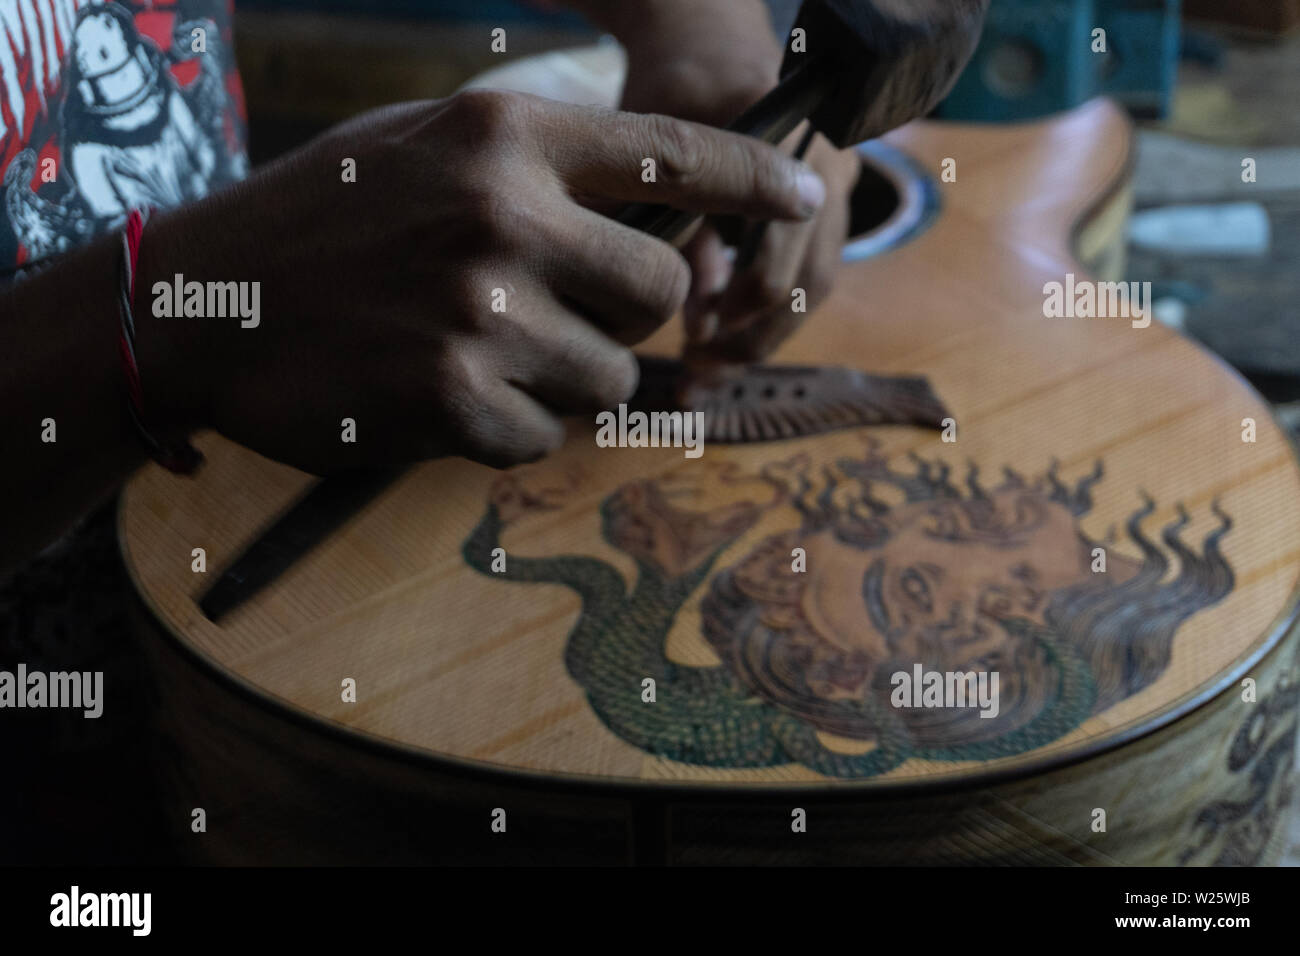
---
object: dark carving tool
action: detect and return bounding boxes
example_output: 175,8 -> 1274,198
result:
198,0 -> 987,621
199,358 -> 950,621
198,469 -> 403,622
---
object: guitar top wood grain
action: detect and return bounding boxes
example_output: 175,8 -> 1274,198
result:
120,99 -> 1300,794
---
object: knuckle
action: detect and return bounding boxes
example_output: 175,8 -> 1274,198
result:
446,89 -> 529,143
437,346 -> 490,402
649,115 -> 709,185
637,246 -> 691,322
746,148 -> 791,209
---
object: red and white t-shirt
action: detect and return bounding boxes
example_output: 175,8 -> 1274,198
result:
0,0 -> 247,279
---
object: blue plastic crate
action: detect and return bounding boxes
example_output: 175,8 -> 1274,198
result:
1097,0 -> 1181,118
939,0 -> 1180,121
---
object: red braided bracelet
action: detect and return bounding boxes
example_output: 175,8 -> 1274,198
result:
117,209 -> 204,475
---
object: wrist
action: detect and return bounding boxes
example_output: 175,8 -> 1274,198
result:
130,207 -> 216,438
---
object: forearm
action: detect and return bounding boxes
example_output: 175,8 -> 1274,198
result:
0,233 -> 194,574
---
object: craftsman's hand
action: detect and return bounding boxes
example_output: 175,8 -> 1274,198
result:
137,91 -> 824,475
614,0 -> 861,361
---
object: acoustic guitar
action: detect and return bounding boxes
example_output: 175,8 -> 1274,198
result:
119,50 -> 1300,865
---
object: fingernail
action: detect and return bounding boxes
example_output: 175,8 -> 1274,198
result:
795,165 -> 826,217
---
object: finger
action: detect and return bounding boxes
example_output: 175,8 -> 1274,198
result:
500,304 -> 641,414
536,205 -> 692,346
539,103 -> 826,222
713,214 -> 818,340
694,300 -> 803,365
454,378 -> 568,470
706,188 -> 851,363
701,134 -> 857,361
684,122 -> 821,350
681,228 -> 734,345
800,157 -> 854,308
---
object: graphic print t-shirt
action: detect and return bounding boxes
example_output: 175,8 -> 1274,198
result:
0,0 -> 247,280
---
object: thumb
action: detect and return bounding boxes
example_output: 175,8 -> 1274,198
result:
682,227 -> 734,345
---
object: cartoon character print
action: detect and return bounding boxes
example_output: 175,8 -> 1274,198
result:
0,0 -> 247,274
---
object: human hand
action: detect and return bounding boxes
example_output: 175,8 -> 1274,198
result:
616,0 -> 861,362
136,90 -> 825,475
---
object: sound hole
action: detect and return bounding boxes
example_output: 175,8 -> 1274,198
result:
841,141 -> 939,263
847,160 -> 902,241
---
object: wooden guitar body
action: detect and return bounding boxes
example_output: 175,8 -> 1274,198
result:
120,65 -> 1300,864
